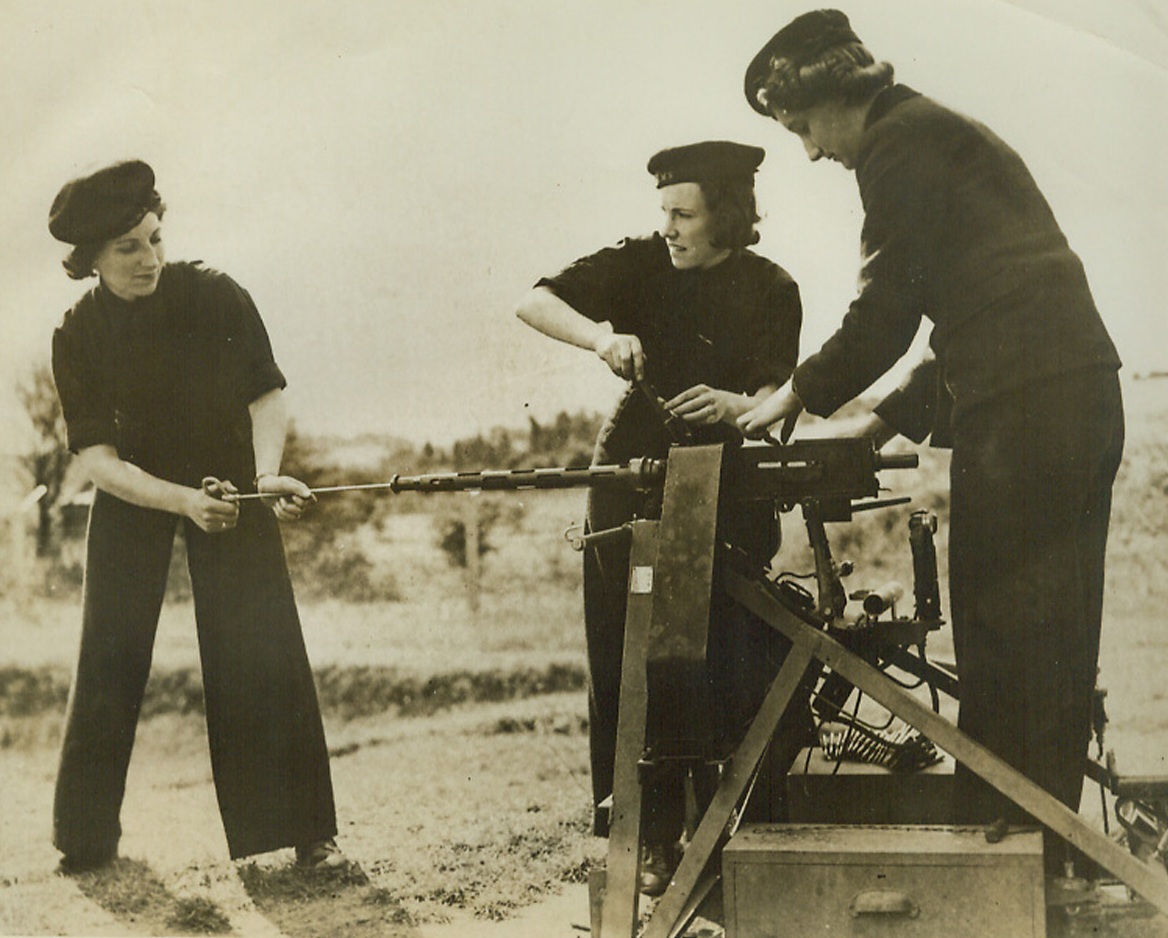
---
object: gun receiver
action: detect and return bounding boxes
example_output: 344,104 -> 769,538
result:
724,438 -> 918,520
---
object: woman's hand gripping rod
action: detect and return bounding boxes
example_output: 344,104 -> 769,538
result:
204,478 -> 397,502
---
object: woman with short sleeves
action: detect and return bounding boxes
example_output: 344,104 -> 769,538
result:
516,141 -> 807,894
48,160 -> 345,872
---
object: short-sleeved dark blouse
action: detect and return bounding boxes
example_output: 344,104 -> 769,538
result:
538,234 -> 802,461
52,261 -> 286,488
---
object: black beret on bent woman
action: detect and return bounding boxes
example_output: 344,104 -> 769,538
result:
48,160 -> 347,873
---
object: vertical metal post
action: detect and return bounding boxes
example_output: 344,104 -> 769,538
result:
645,445 -> 724,761
641,636 -> 818,938
464,493 -> 481,617
598,519 -> 660,938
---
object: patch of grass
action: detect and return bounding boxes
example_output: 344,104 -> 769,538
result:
69,858 -> 169,916
314,661 -> 587,720
165,896 -> 231,934
236,861 -> 370,902
0,660 -> 588,723
66,857 -> 212,936
489,712 -> 589,735
560,855 -> 596,884
362,886 -> 415,925
395,809 -> 595,922
0,713 -> 61,750
238,861 -> 418,938
326,693 -> 598,925
0,666 -> 68,717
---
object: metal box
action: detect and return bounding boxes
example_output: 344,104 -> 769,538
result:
723,824 -> 1046,938
787,746 -> 955,825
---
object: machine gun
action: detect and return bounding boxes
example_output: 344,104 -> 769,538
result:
379,437 -> 1168,935
260,437 -> 907,506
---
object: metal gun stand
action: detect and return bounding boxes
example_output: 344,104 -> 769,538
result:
591,440 -> 1168,938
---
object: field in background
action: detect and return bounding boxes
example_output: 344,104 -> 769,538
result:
3,377 -> 1164,769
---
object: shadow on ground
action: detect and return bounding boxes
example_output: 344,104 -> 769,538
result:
68,858 -> 231,935
237,857 -> 423,938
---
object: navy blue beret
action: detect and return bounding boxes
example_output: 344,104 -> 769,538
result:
647,141 -> 765,189
49,160 -> 159,245
744,9 -> 861,115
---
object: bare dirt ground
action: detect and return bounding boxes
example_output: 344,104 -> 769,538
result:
1,693 -> 600,937
5,623 -> 1168,937
4,685 -> 1167,938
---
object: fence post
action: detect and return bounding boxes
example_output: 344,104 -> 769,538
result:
464,493 -> 481,618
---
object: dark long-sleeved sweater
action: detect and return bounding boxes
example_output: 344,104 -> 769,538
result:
791,85 -> 1120,443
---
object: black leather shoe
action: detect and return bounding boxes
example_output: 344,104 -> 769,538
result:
639,842 -> 682,897
295,838 -> 348,870
984,817 -> 1011,844
57,850 -> 116,875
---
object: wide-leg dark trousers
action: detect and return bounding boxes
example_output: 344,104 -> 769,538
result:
53,491 -> 336,861
948,368 -> 1124,852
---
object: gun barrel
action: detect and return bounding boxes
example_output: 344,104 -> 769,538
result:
221,438 -> 913,504
875,452 -> 919,471
388,458 -> 666,493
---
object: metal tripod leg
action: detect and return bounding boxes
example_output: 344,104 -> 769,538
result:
599,445 -> 725,937
724,569 -> 1168,916
645,445 -> 724,762
639,621 -> 817,938
597,520 -> 659,938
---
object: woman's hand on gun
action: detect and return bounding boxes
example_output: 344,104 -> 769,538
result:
666,385 -> 743,426
738,385 -> 804,442
593,332 -> 645,381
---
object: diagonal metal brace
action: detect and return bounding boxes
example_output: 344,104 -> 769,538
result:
641,635 -> 818,938
723,569 -> 1168,917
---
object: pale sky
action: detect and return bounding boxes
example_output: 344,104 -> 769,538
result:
2,0 -> 1165,448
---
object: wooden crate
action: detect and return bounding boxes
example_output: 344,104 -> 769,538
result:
723,823 -> 1046,937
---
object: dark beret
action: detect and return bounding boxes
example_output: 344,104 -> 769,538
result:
744,9 -> 861,115
646,141 -> 765,189
48,160 -> 159,245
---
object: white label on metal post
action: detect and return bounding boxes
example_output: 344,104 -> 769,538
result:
630,566 -> 654,594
